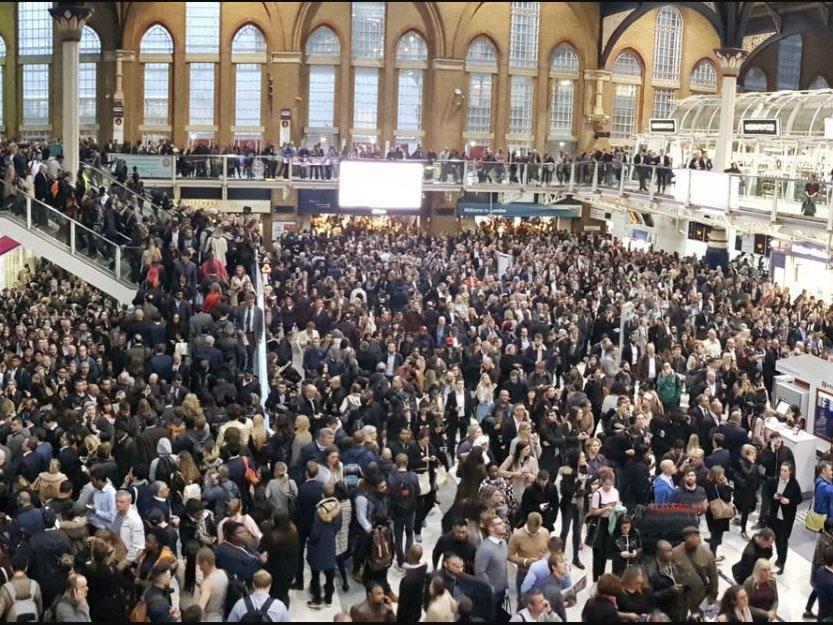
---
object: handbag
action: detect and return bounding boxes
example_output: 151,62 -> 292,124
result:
708,497 -> 736,520
242,456 -> 261,486
806,497 -> 827,532
585,515 -> 601,547
418,471 -> 432,496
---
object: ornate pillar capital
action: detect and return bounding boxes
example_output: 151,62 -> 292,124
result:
713,47 -> 748,78
49,2 -> 93,41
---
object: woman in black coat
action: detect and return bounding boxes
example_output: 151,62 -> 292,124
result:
259,511 -> 300,608
704,465 -> 734,561
764,461 -> 803,573
732,444 -> 761,539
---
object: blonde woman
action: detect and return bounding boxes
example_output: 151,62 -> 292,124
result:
290,415 -> 313,467
742,558 -> 778,621
228,264 -> 254,307
181,393 -> 205,422
265,462 -> 298,516
474,372 -> 497,423
248,414 -> 270,464
33,458 -> 67,501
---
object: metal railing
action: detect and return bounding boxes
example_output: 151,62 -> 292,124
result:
81,163 -> 173,223
0,181 -> 137,286
115,153 -> 833,228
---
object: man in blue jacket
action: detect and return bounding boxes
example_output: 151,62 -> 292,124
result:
815,462 -> 833,519
652,459 -> 677,504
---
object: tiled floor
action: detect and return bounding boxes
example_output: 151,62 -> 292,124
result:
286,469 -> 818,622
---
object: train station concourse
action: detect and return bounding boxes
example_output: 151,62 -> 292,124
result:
3,2 -> 833,623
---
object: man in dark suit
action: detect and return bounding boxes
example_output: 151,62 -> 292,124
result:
704,433 -> 731,470
168,289 -> 192,325
191,335 -> 225,375
293,462 -> 325,590
764,462 -> 803,574
147,344 -> 174,383
397,544 -> 428,623
236,292 -> 264,371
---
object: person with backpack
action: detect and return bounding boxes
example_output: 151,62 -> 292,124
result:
387,453 -> 420,568
227,569 -> 289,622
0,552 -> 42,622
364,512 -> 396,601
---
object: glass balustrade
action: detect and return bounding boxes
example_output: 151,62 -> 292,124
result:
0,181 -> 134,287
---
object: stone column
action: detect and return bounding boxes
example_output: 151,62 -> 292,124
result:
582,69 -> 612,151
111,50 -> 133,145
50,3 -> 93,185
270,52 -> 303,145
713,47 -> 748,172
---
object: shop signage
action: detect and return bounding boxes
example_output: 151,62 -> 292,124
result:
741,119 -> 780,136
179,198 -> 271,213
649,119 -> 677,133
456,202 -> 580,218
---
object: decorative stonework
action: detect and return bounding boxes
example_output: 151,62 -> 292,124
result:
713,47 -> 748,78
49,2 -> 93,42
742,32 -> 776,56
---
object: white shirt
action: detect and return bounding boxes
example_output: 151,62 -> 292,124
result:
227,590 -> 289,622
648,357 -> 656,379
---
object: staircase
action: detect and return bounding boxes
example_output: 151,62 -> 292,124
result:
0,188 -> 137,305
80,163 -> 174,224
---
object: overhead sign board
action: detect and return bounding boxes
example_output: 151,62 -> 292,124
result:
649,118 -> 677,134
741,118 -> 780,136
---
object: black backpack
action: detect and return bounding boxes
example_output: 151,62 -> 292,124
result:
240,595 -> 275,622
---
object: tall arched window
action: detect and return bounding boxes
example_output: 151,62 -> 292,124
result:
652,5 -> 683,83
549,43 -> 579,138
612,51 -> 643,138
395,31 -> 427,154
465,36 -> 497,149
351,1 -> 385,146
508,2 -> 540,154
743,67 -> 767,92
140,24 -> 174,131
809,75 -> 830,90
305,26 -> 340,147
18,1 -> 52,134
0,37 -> 6,130
232,24 -> 266,147
776,35 -> 802,90
690,59 -> 717,92
186,2 -> 220,143
79,27 -> 101,128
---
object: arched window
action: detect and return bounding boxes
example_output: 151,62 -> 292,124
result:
465,37 -> 498,140
79,27 -> 101,126
305,26 -> 340,144
690,59 -> 717,91
776,35 -> 802,90
140,25 -> 174,128
232,24 -> 266,55
232,25 -> 267,143
809,75 -> 829,90
140,24 -> 173,54
612,51 -> 643,138
395,32 -> 428,152
743,67 -> 767,92
351,2 -> 386,145
549,44 -> 579,136
653,5 -> 683,82
19,2 -> 52,130
614,50 -> 643,78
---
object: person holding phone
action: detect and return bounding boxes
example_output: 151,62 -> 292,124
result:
588,467 -> 620,581
348,582 -> 395,622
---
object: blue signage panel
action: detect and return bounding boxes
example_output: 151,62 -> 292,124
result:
457,202 -> 581,218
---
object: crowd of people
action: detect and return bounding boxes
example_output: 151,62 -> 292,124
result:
2,196 -> 833,623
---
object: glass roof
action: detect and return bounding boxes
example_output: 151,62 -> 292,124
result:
669,89 -> 833,137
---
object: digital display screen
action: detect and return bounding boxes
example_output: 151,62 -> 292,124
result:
338,161 -> 424,210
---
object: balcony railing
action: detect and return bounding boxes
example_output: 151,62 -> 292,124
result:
118,153 -> 832,227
